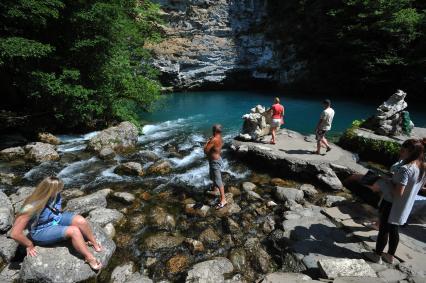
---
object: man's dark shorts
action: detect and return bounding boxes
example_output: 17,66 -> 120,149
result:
316,129 -> 328,141
209,158 -> 223,188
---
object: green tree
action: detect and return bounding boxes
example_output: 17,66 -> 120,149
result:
0,0 -> 162,130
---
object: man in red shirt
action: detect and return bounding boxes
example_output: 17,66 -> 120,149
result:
268,97 -> 284,144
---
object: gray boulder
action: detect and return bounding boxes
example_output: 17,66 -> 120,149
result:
0,172 -> 19,185
87,208 -> 124,227
261,272 -> 318,283
322,195 -> 347,207
274,187 -> 304,203
20,222 -> 116,283
65,189 -> 110,215
0,235 -> 18,262
244,238 -> 273,273
300,184 -> 319,199
99,147 -> 115,160
87,121 -> 138,154
111,261 -> 135,283
114,162 -> 144,176
0,146 -> 25,161
0,263 -> 21,283
112,192 -> 135,204
333,277 -> 385,283
24,142 -> 60,163
186,257 -> 234,283
317,168 -> 343,191
9,186 -> 35,213
0,191 -> 14,232
242,182 -> 256,192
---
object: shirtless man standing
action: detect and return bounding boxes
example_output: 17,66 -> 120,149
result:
204,124 -> 227,209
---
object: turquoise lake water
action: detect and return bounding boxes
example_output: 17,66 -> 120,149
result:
141,90 -> 426,137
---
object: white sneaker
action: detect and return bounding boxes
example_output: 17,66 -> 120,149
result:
363,251 -> 382,264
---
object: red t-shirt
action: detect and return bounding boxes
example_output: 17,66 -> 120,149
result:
271,103 -> 284,119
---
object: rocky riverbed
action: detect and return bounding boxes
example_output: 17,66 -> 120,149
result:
0,121 -> 425,283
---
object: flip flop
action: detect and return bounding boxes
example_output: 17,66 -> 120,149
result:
215,202 -> 228,210
269,141 -> 276,144
326,147 -> 332,152
85,257 -> 103,271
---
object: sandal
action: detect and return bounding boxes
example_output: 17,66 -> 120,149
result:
215,202 -> 228,210
269,141 -> 276,145
85,257 -> 103,271
87,241 -> 103,253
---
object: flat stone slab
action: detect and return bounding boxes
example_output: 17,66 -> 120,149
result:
318,258 -> 377,279
355,127 -> 426,144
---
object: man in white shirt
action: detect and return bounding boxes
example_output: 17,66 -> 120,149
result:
315,99 -> 335,154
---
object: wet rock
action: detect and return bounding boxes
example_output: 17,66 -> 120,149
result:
114,162 -> 144,176
111,261 -> 135,283
274,186 -> 304,203
87,121 -> 138,154
143,234 -> 184,251
318,258 -> 377,279
126,273 -> 153,283
199,227 -> 221,245
242,182 -> 256,192
270,178 -> 290,187
99,147 -> 115,160
262,215 -> 276,234
0,146 -> 25,161
261,272 -> 316,283
20,222 -> 115,283
0,191 -> 13,232
113,192 -> 135,204
0,172 -> 18,186
215,202 -> 241,217
322,195 -> 346,207
38,132 -> 61,145
149,206 -> 176,230
317,168 -> 343,191
87,208 -> 124,227
300,184 -> 319,199
266,201 -> 277,207
0,235 -> 18,262
138,150 -> 159,162
185,204 -> 210,217
246,190 -> 262,201
228,186 -> 241,197
225,218 -> 240,234
244,238 -> 273,273
147,160 -> 172,175
185,257 -> 233,283
184,238 -> 204,253
166,254 -> 189,275
229,248 -> 249,272
103,222 -> 116,239
24,142 -> 60,163
64,190 -> 109,215
129,213 -> 147,232
8,186 -> 34,213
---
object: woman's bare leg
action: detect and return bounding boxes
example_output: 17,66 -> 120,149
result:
71,215 -> 101,251
65,226 -> 94,259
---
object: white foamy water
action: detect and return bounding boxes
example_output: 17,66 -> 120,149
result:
57,157 -> 99,184
170,147 -> 204,168
57,131 -> 99,143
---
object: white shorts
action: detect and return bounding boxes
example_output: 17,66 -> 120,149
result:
271,119 -> 281,128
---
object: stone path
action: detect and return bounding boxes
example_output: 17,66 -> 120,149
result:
324,202 -> 426,280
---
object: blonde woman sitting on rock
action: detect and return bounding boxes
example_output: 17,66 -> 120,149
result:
10,176 -> 103,270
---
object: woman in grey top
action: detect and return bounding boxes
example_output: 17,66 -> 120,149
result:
364,138 -> 426,264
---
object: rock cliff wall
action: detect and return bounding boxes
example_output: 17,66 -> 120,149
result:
149,0 -> 304,90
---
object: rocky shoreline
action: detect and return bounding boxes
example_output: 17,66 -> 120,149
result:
0,120 -> 425,282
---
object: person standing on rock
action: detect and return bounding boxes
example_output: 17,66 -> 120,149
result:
204,124 -> 227,209
268,97 -> 284,145
10,176 -> 103,270
363,139 -> 426,264
315,99 -> 335,154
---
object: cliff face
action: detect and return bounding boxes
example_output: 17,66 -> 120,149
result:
149,0 -> 304,90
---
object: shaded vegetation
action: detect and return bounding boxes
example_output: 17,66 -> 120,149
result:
268,0 -> 426,100
0,0 -> 163,131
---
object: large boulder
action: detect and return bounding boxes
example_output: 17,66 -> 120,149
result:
185,257 -> 233,283
274,187 -> 304,203
87,122 -> 138,155
87,208 -> 124,227
38,132 -> 61,145
238,105 -> 272,141
261,272 -> 319,283
8,186 -> 35,213
64,189 -> 110,215
114,162 -> 144,176
24,142 -> 60,163
20,222 -> 116,283
111,262 -> 136,283
0,146 -> 25,161
317,168 -> 343,191
318,258 -> 377,279
244,238 -> 273,273
0,235 -> 19,262
0,191 -> 14,232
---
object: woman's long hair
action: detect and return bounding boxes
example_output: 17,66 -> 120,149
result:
18,176 -> 63,218
401,138 -> 426,182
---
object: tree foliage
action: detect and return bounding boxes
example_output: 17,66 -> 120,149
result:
268,0 -> 426,99
0,0 -> 162,130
